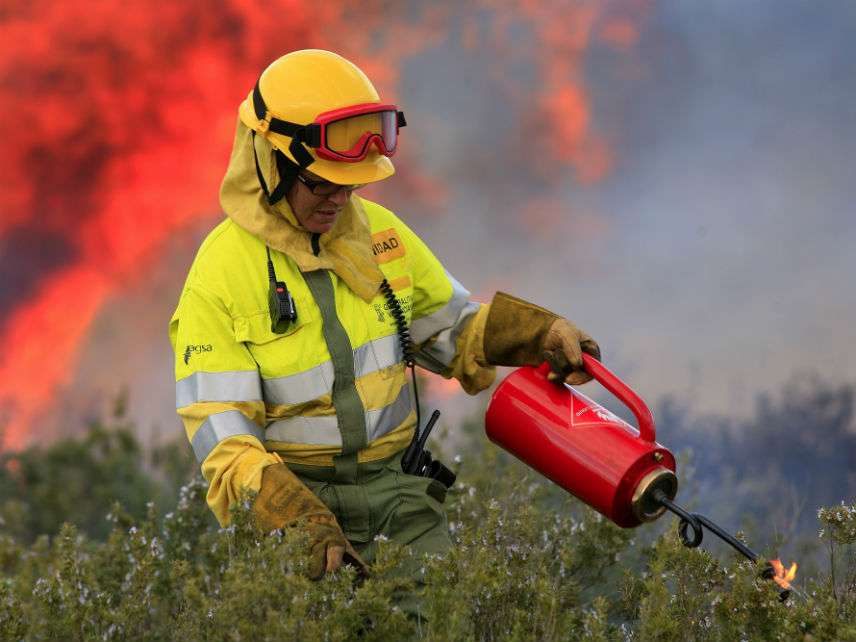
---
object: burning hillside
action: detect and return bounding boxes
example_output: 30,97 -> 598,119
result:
0,0 -> 650,449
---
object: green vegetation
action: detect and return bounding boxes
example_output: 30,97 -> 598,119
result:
0,384 -> 854,640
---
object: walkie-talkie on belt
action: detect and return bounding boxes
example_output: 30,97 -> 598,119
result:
401,409 -> 457,488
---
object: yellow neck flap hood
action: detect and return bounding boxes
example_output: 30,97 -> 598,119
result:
219,120 -> 384,302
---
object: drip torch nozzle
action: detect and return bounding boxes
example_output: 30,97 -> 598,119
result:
652,489 -> 791,602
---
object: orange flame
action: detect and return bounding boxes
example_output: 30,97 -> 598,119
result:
0,0 -> 438,450
0,1 -> 650,450
769,558 -> 798,590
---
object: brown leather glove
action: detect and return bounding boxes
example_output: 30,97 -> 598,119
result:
541,318 -> 601,385
253,463 -> 368,579
483,292 -> 601,385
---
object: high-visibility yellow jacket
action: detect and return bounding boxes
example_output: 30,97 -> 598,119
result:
170,196 -> 493,525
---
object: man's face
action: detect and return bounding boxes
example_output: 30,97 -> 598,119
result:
286,170 -> 353,234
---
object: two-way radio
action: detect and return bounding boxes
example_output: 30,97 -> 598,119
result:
267,247 -> 298,334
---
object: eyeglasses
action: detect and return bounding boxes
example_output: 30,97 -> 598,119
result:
296,173 -> 365,196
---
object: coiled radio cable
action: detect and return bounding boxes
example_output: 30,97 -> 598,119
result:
379,278 -> 420,430
379,278 -> 455,487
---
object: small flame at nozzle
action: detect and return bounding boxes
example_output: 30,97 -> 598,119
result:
769,559 -> 798,590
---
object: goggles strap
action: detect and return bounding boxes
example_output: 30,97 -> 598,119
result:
252,81 -> 318,169
287,136 -> 316,168
251,80 -> 267,121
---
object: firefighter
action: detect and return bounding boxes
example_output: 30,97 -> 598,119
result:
169,49 -> 600,581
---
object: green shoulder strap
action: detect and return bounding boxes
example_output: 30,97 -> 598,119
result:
302,269 -> 366,483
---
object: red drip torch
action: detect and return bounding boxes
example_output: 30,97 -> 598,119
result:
485,354 -> 791,601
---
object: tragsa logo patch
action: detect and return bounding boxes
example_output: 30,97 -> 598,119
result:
183,344 -> 213,364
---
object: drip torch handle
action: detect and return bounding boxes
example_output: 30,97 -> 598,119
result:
580,353 -> 657,443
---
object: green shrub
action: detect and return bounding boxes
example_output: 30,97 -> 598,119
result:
0,413 -> 853,639
0,396 -> 197,542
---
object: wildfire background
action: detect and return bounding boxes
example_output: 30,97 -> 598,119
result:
1,0 -> 854,535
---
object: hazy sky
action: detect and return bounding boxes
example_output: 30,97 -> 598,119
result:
391,1 -> 856,419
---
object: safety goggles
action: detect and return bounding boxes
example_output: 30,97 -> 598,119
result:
252,82 -> 406,168
310,103 -> 405,163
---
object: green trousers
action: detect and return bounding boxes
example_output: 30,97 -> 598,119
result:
288,452 -> 452,563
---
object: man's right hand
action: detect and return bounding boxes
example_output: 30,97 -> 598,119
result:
253,463 -> 368,579
324,541 -> 366,575
303,514 -> 368,579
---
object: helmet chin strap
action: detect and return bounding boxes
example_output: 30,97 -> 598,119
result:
250,131 -> 298,206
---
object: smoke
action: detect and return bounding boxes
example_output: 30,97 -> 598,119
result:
406,1 -> 856,439
0,1 -> 648,448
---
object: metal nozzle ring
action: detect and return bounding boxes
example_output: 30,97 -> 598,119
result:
631,467 -> 678,523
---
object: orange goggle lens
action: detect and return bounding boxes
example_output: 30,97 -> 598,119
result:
317,107 -> 401,161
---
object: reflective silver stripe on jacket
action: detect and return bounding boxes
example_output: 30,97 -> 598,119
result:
417,300 -> 480,370
262,361 -> 334,406
409,271 -> 477,371
176,370 -> 262,409
365,382 -> 413,441
261,333 -> 403,406
410,271 -> 471,345
265,382 -> 413,446
354,333 -> 402,376
191,410 -> 266,463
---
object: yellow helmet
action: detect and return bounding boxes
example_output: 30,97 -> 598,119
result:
238,49 -> 403,186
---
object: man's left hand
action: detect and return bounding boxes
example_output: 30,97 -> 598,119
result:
541,318 -> 601,385
482,291 -> 602,384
